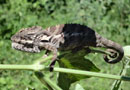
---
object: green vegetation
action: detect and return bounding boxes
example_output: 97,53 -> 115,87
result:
0,0 -> 130,90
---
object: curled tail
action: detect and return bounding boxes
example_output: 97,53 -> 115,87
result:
97,35 -> 124,64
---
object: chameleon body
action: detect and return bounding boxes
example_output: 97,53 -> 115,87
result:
11,24 -> 124,71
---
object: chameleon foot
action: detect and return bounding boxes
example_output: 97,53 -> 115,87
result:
49,60 -> 56,72
49,66 -> 54,72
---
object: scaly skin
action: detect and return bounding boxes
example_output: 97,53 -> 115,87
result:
11,24 -> 124,71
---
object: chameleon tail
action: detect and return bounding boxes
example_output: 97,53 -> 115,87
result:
100,37 -> 124,64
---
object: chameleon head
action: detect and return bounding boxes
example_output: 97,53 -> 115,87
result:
11,26 -> 43,53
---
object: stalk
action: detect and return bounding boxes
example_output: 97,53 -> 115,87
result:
0,64 -> 129,81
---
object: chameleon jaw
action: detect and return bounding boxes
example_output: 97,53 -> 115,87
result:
12,42 -> 41,53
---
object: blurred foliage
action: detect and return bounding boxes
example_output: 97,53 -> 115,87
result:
0,0 -> 130,90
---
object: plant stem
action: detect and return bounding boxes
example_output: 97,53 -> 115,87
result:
53,67 -> 130,81
0,64 -> 130,81
0,64 -> 39,70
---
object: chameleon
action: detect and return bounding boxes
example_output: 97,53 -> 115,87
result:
11,24 -> 124,71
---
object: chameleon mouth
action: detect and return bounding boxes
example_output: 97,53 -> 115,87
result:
12,42 -> 39,53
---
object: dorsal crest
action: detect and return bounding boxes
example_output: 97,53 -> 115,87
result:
46,24 -> 65,35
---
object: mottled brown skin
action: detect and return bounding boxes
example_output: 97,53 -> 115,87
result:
11,24 -> 124,71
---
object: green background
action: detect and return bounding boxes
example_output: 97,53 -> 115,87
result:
0,0 -> 130,90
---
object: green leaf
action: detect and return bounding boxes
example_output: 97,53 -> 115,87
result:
57,50 -> 100,90
123,46 -> 130,57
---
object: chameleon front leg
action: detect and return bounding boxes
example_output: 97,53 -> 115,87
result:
46,44 -> 58,71
37,42 -> 58,71
41,49 -> 57,71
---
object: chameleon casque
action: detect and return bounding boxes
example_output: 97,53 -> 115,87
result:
11,24 -> 124,71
